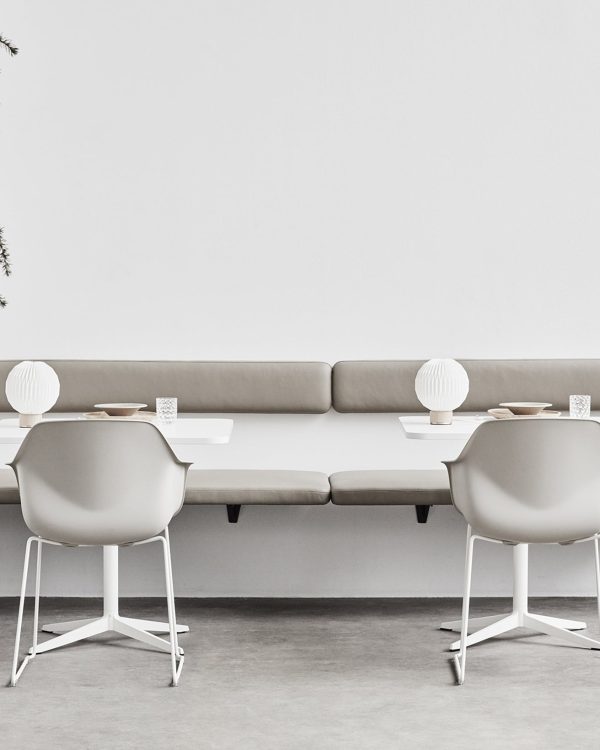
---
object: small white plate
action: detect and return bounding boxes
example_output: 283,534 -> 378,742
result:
499,402 -> 552,416
489,408 -> 561,420
94,403 -> 147,417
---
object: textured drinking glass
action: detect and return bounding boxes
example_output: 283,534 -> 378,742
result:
156,397 -> 177,425
569,395 -> 591,419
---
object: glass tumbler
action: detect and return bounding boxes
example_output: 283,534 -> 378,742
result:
569,395 -> 591,419
156,397 -> 178,425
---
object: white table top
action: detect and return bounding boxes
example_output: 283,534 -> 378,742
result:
399,412 -> 600,440
398,414 -> 490,440
0,414 -> 233,446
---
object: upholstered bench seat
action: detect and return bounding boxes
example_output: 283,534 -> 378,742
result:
0,468 -> 450,507
330,469 -> 451,506
0,469 -> 18,504
0,466 -> 449,509
185,470 -> 331,505
0,469 -> 332,506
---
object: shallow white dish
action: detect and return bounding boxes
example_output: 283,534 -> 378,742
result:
84,411 -> 155,422
499,402 -> 552,416
489,408 -> 561,420
94,403 -> 148,417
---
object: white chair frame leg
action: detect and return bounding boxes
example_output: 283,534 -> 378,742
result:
452,528 -> 600,686
453,525 -> 474,686
10,529 -> 183,687
594,537 -> 600,628
10,537 -> 42,686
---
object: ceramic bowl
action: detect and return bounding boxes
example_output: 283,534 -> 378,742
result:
94,403 -> 147,417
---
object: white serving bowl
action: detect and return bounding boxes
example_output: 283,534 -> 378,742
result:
94,403 -> 148,417
499,402 -> 552,416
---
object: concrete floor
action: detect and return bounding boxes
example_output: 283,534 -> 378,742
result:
1,598 -> 600,749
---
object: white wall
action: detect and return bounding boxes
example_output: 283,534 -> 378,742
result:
0,1 -> 599,596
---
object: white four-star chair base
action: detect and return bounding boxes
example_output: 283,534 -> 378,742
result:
11,532 -> 184,688
440,543 -> 592,651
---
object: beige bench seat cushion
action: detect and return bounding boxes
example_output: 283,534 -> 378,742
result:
330,469 -> 451,505
185,470 -> 331,505
0,468 -> 19,504
0,469 -> 331,506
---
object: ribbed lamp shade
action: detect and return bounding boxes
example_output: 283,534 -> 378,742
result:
5,361 -> 60,427
415,359 -> 469,425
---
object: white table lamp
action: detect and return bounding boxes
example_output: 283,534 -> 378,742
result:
5,361 -> 60,427
415,358 -> 469,425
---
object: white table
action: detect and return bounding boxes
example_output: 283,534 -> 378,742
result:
398,414 -> 490,440
399,414 -> 589,651
0,415 -> 233,648
0,415 -> 233,453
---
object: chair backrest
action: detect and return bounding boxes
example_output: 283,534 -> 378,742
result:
10,420 -> 189,546
445,419 -> 600,544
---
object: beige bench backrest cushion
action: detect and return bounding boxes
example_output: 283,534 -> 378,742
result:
332,360 -> 600,412
0,361 -> 332,414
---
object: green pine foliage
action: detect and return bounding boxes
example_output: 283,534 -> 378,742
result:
0,33 -> 17,307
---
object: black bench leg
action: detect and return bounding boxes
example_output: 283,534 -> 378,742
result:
227,505 -> 241,524
415,505 -> 431,524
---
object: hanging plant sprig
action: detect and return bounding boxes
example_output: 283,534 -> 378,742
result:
0,228 -> 12,308
0,34 -> 18,307
0,35 -> 18,57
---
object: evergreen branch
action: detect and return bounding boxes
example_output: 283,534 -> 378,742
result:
0,33 -> 16,308
0,227 -> 12,277
0,35 -> 18,56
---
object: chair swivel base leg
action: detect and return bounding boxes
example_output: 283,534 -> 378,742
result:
441,612 -> 586,635
440,613 -> 506,632
521,613 -> 600,650
42,617 -> 189,635
32,615 -> 185,656
447,610 -> 598,652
